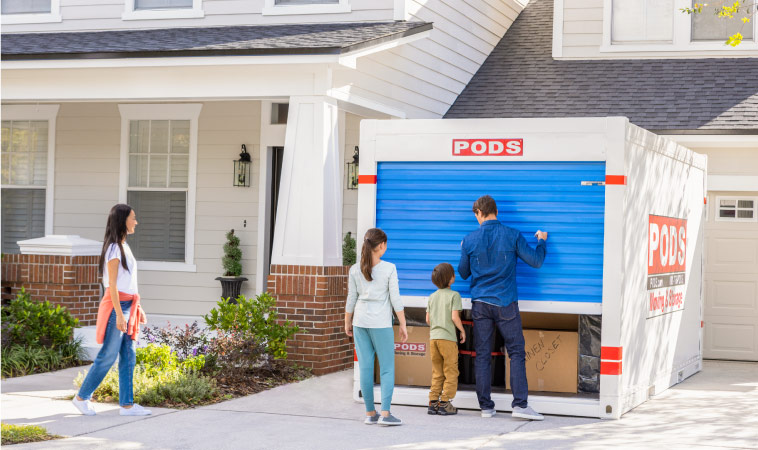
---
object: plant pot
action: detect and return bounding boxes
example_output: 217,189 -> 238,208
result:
215,276 -> 248,303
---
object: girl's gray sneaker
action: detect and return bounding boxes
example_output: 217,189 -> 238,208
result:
378,413 -> 403,426
364,413 -> 380,425
512,405 -> 544,421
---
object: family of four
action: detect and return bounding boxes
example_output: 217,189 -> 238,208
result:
346,195 -> 548,425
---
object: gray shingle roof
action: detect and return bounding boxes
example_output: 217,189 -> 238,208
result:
1,21 -> 431,60
444,0 -> 758,132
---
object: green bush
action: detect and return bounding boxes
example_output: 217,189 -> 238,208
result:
222,229 -> 242,277
74,344 -> 216,407
342,231 -> 356,266
1,340 -> 84,378
203,292 -> 300,359
1,288 -> 79,348
1,423 -> 59,445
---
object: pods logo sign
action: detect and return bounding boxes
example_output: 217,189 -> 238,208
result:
452,139 -> 523,156
647,215 -> 687,318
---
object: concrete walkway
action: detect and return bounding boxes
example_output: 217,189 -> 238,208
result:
1,360 -> 756,449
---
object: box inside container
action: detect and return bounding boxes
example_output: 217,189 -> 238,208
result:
379,308 -> 601,399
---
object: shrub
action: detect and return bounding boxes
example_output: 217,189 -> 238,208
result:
1,340 -> 84,378
141,321 -> 211,362
342,231 -> 356,266
222,229 -> 242,277
1,288 -> 79,348
205,329 -> 267,374
74,344 -> 216,407
1,423 -> 59,445
203,292 -> 300,359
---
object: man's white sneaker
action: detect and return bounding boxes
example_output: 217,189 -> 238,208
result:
72,397 -> 96,416
119,404 -> 152,416
512,405 -> 544,421
481,408 -> 496,418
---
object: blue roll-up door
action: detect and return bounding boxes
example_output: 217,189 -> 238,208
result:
375,161 -> 605,304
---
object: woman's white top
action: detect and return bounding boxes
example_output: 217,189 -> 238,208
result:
103,242 -> 138,295
346,260 -> 404,328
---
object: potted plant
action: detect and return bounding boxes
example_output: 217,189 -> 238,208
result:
215,229 -> 247,302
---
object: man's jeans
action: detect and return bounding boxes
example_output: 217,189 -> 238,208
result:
472,300 -> 528,409
78,300 -> 136,407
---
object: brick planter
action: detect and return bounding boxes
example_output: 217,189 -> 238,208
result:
267,264 -> 352,375
1,254 -> 101,326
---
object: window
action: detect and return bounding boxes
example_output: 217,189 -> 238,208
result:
1,0 -> 61,24
262,0 -> 349,15
270,103 -> 289,125
612,0 -> 674,43
0,106 -> 58,254
118,104 -> 201,271
123,0 -> 203,20
1,0 -> 50,14
716,197 -> 757,222
692,5 -> 754,41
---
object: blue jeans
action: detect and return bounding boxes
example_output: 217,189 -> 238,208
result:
354,326 -> 395,413
77,300 -> 136,407
472,301 -> 528,409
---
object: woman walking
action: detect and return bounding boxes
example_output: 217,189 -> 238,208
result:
345,228 -> 407,426
72,204 -> 150,416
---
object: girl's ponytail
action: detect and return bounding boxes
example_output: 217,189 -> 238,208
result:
360,228 -> 387,282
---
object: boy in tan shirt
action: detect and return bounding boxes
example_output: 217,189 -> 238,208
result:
426,262 -> 466,415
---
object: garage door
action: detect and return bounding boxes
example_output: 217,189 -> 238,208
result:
704,192 -> 758,361
375,161 -> 606,305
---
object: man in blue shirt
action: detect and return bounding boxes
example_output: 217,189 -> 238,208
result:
459,195 -> 547,421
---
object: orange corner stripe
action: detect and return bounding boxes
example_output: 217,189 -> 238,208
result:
358,175 -> 377,184
601,346 -> 623,361
600,360 -> 622,375
605,175 -> 627,185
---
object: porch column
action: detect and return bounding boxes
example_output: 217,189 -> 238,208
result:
268,96 -> 351,375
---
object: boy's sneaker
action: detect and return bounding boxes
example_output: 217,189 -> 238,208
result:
378,413 -> 402,426
427,400 -> 439,415
364,413 -> 380,425
512,405 -> 544,421
119,404 -> 152,416
481,408 -> 496,418
72,397 -> 96,416
437,401 -> 457,416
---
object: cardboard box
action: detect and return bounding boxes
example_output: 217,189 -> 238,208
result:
374,325 -> 433,387
506,329 -> 578,393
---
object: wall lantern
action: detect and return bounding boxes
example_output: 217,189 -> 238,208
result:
234,144 -> 252,187
346,146 -> 359,190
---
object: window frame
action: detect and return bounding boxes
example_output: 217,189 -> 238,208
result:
601,0 -> 758,53
262,0 -> 350,16
1,0 -> 61,25
122,0 -> 204,21
1,105 -> 59,238
715,196 -> 758,222
118,104 -> 201,272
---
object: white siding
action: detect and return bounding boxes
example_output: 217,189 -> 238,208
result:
333,0 -> 526,118
559,0 -> 758,59
2,0 -> 393,33
51,101 -> 261,316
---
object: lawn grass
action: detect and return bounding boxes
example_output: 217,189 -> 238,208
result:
1,423 -> 60,445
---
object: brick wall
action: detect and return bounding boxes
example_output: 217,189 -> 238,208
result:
267,264 -> 353,376
1,254 -> 101,326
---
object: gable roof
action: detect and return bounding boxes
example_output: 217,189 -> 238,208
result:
1,21 -> 432,60
444,0 -> 758,132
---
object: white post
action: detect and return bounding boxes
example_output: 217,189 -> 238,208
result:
270,96 -> 343,267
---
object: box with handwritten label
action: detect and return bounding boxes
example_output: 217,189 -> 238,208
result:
506,329 -> 578,394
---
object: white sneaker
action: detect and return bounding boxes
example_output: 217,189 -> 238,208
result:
481,408 -> 496,418
512,405 -> 544,421
119,403 -> 152,416
72,397 -> 96,416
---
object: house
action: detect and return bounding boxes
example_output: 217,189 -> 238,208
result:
445,0 -> 758,362
0,0 -> 527,372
